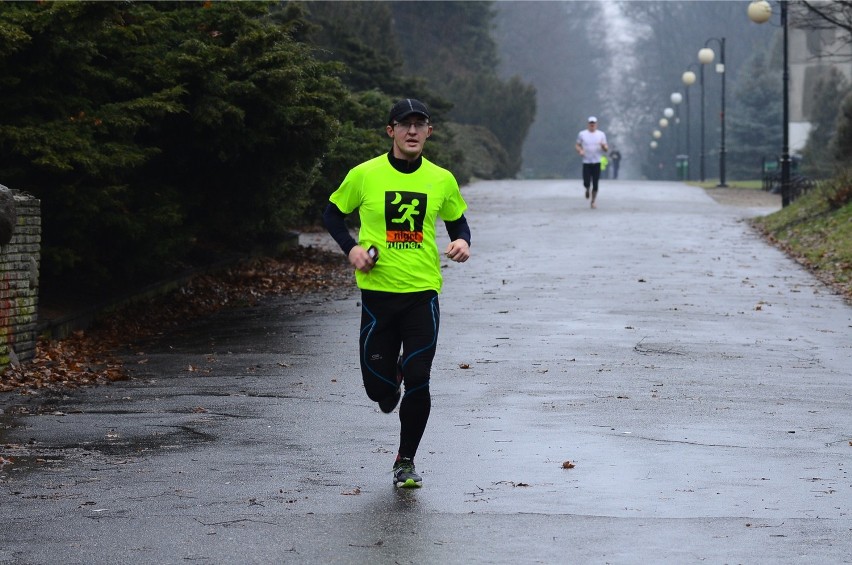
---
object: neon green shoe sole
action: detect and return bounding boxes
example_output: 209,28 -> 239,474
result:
392,458 -> 422,488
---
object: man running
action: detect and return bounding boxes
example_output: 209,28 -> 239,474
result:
322,98 -> 471,488
575,116 -> 609,209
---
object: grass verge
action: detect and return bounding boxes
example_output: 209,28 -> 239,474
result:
750,170 -> 852,303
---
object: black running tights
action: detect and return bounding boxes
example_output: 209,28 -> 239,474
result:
359,289 -> 439,460
582,162 -> 602,193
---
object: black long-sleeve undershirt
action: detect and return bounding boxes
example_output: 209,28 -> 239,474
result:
322,203 -> 357,256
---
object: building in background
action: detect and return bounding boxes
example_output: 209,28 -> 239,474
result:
790,25 -> 852,152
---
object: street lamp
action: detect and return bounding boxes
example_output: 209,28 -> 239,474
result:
682,69 -> 697,180
663,108 -> 674,153
670,93 -> 683,154
699,37 -> 727,187
696,55 -> 709,182
748,0 -> 790,207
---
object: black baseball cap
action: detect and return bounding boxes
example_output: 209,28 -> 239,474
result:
388,98 -> 430,124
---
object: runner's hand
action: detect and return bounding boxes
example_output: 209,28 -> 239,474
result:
445,239 -> 470,263
349,245 -> 376,273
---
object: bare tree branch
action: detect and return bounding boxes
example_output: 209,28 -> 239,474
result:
799,1 -> 852,34
796,1 -> 852,60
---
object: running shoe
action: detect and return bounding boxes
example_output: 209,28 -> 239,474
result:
392,458 -> 422,488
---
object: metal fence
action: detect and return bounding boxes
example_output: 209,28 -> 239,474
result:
761,157 -> 817,203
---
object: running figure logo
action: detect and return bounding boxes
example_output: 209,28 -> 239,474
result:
385,191 -> 426,249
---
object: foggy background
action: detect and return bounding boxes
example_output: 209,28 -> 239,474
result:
493,1 -> 777,181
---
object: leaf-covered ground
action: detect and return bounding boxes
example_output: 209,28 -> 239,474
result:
1,246 -> 352,395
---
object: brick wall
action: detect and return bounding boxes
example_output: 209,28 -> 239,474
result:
0,191 -> 41,371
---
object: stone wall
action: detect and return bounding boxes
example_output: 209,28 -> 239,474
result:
0,188 -> 40,371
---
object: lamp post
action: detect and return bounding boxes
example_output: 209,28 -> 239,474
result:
681,70 -> 697,180
698,37 -> 727,187
670,92 -> 683,157
698,58 -> 708,182
663,107 -> 675,164
749,0 -> 790,207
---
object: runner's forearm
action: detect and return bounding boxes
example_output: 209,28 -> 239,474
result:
323,203 -> 357,255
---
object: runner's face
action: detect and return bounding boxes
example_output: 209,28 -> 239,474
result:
588,121 -> 597,131
387,115 -> 432,160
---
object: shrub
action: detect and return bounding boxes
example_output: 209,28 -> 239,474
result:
819,168 -> 852,210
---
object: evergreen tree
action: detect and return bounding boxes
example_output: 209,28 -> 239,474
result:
0,2 -> 188,282
297,2 -> 405,93
801,67 -> 849,178
389,1 -> 536,177
295,1 -> 466,185
392,1 -> 499,85
833,90 -> 852,167
0,2 -> 350,286
727,47 -> 783,180
0,0 -> 540,295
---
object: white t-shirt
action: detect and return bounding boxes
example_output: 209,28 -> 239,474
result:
576,129 -> 608,164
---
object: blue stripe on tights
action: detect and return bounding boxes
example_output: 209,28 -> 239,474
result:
401,295 -> 439,399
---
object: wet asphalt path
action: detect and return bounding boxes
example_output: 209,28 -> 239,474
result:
1,180 -> 851,564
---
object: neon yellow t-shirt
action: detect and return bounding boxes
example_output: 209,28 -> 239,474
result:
329,154 -> 467,293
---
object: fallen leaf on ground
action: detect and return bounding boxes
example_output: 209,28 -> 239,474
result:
1,247 -> 351,395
